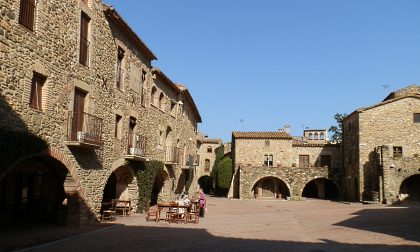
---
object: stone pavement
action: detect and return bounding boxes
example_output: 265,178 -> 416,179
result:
6,197 -> 420,252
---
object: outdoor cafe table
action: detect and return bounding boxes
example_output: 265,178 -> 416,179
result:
157,202 -> 191,223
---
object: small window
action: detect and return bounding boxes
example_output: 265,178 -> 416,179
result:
393,147 -> 403,157
308,133 -> 313,140
314,133 -> 319,140
158,93 -> 165,110
299,155 -> 309,168
29,73 -> 46,110
19,0 -> 35,31
79,12 -> 90,66
116,47 -> 124,89
265,140 -> 270,147
264,154 -> 273,167
170,101 -> 176,116
141,69 -> 146,84
205,159 -> 210,172
207,146 -> 212,153
320,132 -> 325,140
414,113 -> 420,123
115,115 -> 122,139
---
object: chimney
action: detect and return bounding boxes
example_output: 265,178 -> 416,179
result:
283,125 -> 290,134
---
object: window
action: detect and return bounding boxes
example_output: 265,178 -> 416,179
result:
414,113 -> 420,123
264,154 -> 273,167
19,0 -> 35,31
205,159 -> 210,172
207,146 -> 212,153
170,101 -> 176,116
116,47 -> 124,89
299,155 -> 309,168
265,140 -> 270,147
308,133 -> 313,140
115,114 -> 122,138
393,147 -> 403,157
151,87 -> 157,106
141,69 -> 146,84
320,132 -> 325,140
29,73 -> 46,110
79,12 -> 90,66
158,93 -> 165,110
314,133 -> 319,140
320,155 -> 331,168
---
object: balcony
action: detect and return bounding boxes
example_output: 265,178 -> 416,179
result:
66,111 -> 103,148
165,146 -> 180,165
125,133 -> 147,161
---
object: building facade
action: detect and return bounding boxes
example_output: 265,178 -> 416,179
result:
342,85 -> 420,203
196,136 -> 222,193
0,0 -> 201,227
229,130 -> 342,200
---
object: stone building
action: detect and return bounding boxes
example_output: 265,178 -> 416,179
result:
229,130 -> 342,200
0,0 -> 201,227
196,135 -> 222,193
342,85 -> 420,203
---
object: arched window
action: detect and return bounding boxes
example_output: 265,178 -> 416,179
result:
158,92 -> 165,110
308,133 -> 313,140
314,133 -> 319,140
205,159 -> 211,172
207,146 -> 212,153
320,132 -> 325,140
151,86 -> 157,106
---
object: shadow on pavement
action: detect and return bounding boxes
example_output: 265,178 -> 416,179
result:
334,204 -> 420,243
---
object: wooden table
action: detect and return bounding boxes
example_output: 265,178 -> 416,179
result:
157,202 -> 191,223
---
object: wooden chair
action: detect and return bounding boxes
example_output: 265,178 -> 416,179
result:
101,200 -> 116,221
187,201 -> 200,224
146,204 -> 159,222
166,202 -> 180,223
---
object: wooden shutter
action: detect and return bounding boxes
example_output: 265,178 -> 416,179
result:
19,0 -> 35,31
79,12 -> 90,65
72,89 -> 86,139
30,74 -> 44,110
299,155 -> 309,168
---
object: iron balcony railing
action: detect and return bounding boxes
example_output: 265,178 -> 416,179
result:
127,133 -> 146,157
79,37 -> 90,66
67,111 -> 103,146
165,146 -> 180,164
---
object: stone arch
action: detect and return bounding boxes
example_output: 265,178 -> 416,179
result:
103,159 -> 139,211
251,176 -> 291,199
399,174 -> 420,202
301,177 -> 338,200
198,175 -> 213,194
0,147 -> 86,227
151,168 -> 170,205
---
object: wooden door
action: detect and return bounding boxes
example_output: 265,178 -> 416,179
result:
262,178 -> 275,198
72,89 -> 86,140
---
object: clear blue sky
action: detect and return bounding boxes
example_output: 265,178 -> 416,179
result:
104,0 -> 420,142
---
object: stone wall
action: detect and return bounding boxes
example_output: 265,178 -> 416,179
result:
235,139 -> 293,167
0,0 -> 201,224
239,166 -> 333,199
344,96 -> 420,201
380,145 -> 420,204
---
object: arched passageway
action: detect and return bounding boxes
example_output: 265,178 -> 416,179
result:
399,175 -> 420,202
198,176 -> 213,194
252,177 -> 290,199
102,166 -> 135,202
0,155 -> 70,227
150,169 -> 169,206
302,178 -> 338,200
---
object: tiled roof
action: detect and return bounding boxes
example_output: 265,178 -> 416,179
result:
200,138 -> 222,144
232,132 -> 292,139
